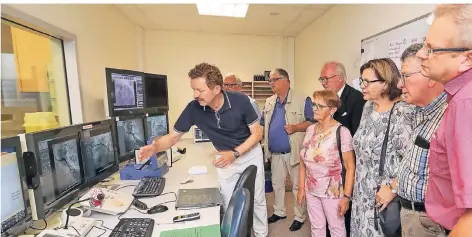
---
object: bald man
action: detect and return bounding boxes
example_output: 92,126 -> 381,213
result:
224,73 -> 261,119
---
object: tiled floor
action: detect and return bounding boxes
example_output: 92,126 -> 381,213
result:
263,192 -> 311,237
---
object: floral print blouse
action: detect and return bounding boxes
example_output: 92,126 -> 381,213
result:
300,123 -> 354,198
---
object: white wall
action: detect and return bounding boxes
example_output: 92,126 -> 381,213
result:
6,4 -> 139,122
295,4 -> 434,97
143,30 -> 294,137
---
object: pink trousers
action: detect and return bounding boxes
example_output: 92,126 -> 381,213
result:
306,192 -> 346,237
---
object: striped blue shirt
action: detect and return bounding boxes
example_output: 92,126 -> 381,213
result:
397,92 -> 447,203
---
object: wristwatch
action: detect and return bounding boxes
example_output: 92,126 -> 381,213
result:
232,149 -> 240,159
343,194 -> 352,201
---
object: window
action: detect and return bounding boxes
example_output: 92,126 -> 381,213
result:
1,19 -> 71,138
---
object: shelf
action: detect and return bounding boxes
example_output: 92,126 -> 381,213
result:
241,81 -> 272,100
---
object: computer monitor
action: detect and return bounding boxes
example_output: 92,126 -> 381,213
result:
144,73 -> 168,110
144,112 -> 169,141
25,125 -> 84,215
1,136 -> 28,234
115,115 -> 146,162
105,68 -> 145,117
47,134 -> 84,198
80,119 -> 119,185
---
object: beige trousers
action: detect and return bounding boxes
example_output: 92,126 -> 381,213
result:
271,153 -> 306,222
400,208 -> 448,237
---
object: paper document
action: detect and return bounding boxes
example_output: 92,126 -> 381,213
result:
159,224 -> 221,237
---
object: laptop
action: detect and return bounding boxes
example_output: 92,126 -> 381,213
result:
175,188 -> 223,210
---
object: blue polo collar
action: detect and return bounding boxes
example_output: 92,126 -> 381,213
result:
203,91 -> 232,113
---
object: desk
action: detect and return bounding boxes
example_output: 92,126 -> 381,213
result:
29,139 -> 222,237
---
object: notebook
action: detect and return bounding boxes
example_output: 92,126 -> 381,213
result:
175,188 -> 223,210
159,224 -> 220,237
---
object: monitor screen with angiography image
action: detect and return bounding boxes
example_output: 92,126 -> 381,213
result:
105,68 -> 145,117
116,116 -> 145,161
25,126 -> 85,213
47,134 -> 84,197
81,120 -> 118,183
145,113 -> 168,141
1,136 -> 28,234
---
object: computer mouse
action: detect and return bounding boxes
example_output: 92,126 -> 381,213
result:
147,204 -> 168,214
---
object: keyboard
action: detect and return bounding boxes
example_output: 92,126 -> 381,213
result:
109,218 -> 154,237
133,177 -> 166,197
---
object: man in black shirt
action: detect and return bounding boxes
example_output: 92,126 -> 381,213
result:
139,63 -> 268,237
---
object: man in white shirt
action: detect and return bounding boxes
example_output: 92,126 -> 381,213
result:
224,73 -> 261,119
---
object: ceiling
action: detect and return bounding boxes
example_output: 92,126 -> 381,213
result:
114,4 -> 334,37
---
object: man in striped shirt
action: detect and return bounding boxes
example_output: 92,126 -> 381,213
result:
394,43 -> 447,236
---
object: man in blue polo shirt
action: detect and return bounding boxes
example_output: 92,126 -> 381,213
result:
139,62 -> 268,237
261,68 -> 314,232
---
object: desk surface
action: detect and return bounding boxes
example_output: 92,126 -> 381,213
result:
30,139 -> 221,237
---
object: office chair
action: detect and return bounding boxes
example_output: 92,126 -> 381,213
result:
221,187 -> 250,237
233,165 -> 257,237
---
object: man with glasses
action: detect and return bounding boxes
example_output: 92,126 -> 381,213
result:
417,4 -> 472,236
319,62 -> 365,237
139,63 -> 269,237
392,43 -> 447,236
223,73 -> 261,119
261,68 -> 313,231
319,61 -> 365,136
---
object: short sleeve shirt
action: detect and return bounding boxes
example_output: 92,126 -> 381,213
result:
174,91 -> 259,151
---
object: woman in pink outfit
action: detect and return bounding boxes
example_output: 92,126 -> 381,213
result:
298,90 -> 356,237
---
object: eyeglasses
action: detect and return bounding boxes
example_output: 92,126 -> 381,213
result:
400,71 -> 421,84
421,44 -> 470,57
359,77 -> 384,87
223,83 -> 238,88
312,102 -> 330,110
318,75 -> 338,84
268,77 -> 284,84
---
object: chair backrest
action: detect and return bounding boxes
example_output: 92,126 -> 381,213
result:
233,164 -> 256,230
221,187 -> 250,237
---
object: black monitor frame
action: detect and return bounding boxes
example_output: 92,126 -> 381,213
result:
24,125 -> 84,217
143,111 -> 170,142
47,133 -> 84,198
105,67 -> 146,117
113,115 -> 146,162
143,73 -> 169,111
79,119 -> 119,187
1,136 -> 28,234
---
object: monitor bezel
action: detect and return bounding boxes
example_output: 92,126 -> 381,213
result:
143,72 -> 169,111
1,136 -> 29,234
105,67 -> 146,117
113,115 -> 146,162
79,119 -> 119,187
24,125 -> 84,216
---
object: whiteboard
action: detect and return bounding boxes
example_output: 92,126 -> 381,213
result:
360,13 -> 432,70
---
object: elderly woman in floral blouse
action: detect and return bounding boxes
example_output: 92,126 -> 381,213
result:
298,90 -> 356,237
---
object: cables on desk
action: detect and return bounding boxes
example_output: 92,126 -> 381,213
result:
29,219 -> 47,231
114,184 -> 137,191
84,226 -> 107,237
117,192 -> 178,220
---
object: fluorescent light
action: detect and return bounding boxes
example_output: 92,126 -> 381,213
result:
196,3 -> 248,18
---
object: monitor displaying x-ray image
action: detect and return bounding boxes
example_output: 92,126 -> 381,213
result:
145,114 -> 168,141
117,117 -> 145,160
47,134 -> 83,197
82,127 -> 115,176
